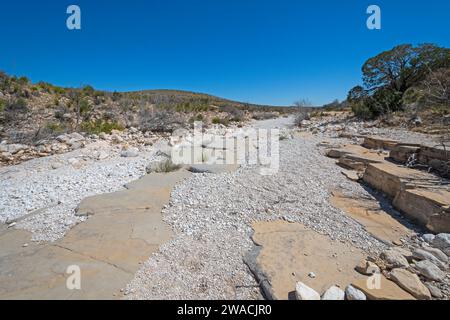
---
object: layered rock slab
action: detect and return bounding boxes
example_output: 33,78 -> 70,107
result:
0,171 -> 190,299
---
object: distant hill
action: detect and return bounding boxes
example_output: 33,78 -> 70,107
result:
0,71 -> 295,143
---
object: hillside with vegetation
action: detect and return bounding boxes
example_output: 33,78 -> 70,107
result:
346,43 -> 449,133
0,72 -> 293,144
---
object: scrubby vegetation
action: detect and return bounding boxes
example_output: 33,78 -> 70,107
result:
347,44 -> 450,120
153,159 -> 181,173
0,70 -> 294,143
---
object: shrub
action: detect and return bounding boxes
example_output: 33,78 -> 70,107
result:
0,99 -> 5,113
138,108 -> 185,132
153,159 -> 181,173
82,85 -> 95,96
80,120 -> 124,134
351,102 -> 374,120
294,110 -> 310,126
5,98 -> 28,113
55,106 -> 70,120
212,117 -> 229,126
17,76 -> 29,86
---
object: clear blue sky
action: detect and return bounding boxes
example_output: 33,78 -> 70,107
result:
1,1 -> 449,106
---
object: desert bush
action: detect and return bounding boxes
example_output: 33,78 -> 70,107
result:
221,105 -> 244,122
81,85 -> 95,96
351,103 -> 374,120
112,91 -> 121,101
153,159 -> 181,173
212,117 -> 229,126
55,105 -> 70,120
189,114 -> 204,123
17,76 -> 29,86
31,122 -> 70,142
139,108 -> 185,132
80,120 -> 124,134
252,112 -> 277,120
3,98 -> 28,122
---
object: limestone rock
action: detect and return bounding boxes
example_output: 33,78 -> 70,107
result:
355,259 -> 380,275
380,249 -> 409,269
422,234 -> 435,244
425,283 -> 443,298
322,285 -> 345,300
413,260 -> 445,282
388,268 -> 431,300
121,147 -> 139,158
432,233 -> 450,256
390,247 -> 414,261
412,248 -> 447,270
421,246 -> 448,264
345,285 -> 366,300
295,282 -> 320,300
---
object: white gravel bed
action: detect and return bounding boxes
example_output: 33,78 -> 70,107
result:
0,141 -> 160,241
125,132 -> 389,300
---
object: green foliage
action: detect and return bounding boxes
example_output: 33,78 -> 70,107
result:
81,85 -> 95,96
80,120 -> 124,134
0,99 -> 5,113
6,98 -> 28,112
212,117 -> 229,126
45,122 -> 66,134
349,43 -> 450,119
362,44 -> 450,93
79,99 -> 91,115
351,103 -> 374,120
189,114 -> 204,123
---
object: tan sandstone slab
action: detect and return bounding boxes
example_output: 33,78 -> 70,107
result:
248,220 -> 366,300
352,275 -> 416,300
331,191 -> 413,245
0,170 -> 190,299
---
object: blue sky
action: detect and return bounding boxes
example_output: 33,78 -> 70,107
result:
1,1 -> 449,106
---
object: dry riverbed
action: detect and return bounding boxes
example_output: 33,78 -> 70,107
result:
1,116 -> 448,299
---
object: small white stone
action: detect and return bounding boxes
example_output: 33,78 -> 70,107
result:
345,285 -> 366,300
295,282 -> 320,300
322,285 -> 345,300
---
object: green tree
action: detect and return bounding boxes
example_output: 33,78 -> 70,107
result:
362,44 -> 450,93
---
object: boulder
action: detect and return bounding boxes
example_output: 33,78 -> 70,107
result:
341,170 -> 360,182
412,248 -> 447,270
380,249 -> 409,269
322,285 -> 345,300
69,132 -> 84,141
413,260 -> 446,282
432,233 -> 450,256
388,268 -> 431,300
420,246 -> 448,264
99,132 -> 108,140
355,259 -> 380,275
422,234 -> 435,244
424,283 -> 443,298
121,147 -> 139,158
345,285 -> 366,300
295,282 -> 320,300
390,247 -> 414,261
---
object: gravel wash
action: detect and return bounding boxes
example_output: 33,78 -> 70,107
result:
125,134 -> 388,299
